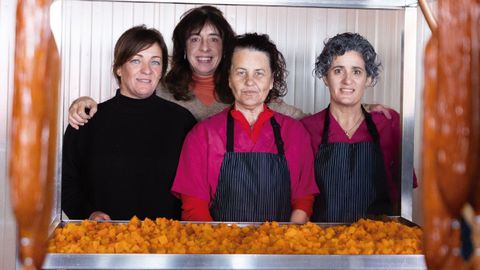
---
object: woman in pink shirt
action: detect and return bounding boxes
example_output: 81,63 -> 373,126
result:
301,32 -> 417,223
171,33 -> 319,223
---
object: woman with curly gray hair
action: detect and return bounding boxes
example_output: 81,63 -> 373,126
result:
302,32 -> 417,223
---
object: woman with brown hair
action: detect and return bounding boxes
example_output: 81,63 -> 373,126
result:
67,5 -> 306,125
61,25 -> 196,221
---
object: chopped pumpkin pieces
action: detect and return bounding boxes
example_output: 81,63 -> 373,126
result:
48,217 -> 422,254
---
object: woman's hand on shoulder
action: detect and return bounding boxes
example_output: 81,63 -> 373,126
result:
363,103 -> 392,119
68,96 -> 98,129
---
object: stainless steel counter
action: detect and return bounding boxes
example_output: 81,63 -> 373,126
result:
43,253 -> 426,269
43,218 -> 426,270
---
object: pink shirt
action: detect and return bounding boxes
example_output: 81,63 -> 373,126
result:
301,108 -> 417,204
172,108 -> 319,203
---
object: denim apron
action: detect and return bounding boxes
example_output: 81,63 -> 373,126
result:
210,109 -> 291,222
311,105 -> 392,222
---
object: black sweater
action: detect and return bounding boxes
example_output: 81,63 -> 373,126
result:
61,90 -> 196,220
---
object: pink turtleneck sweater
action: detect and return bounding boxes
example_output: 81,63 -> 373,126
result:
190,75 -> 216,106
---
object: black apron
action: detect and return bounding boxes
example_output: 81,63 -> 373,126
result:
210,110 -> 292,222
311,105 -> 392,222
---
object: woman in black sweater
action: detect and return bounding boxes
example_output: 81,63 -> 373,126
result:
61,25 -> 196,221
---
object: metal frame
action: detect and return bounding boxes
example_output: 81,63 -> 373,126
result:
44,0 -> 422,269
400,7 -> 417,221
70,0 -> 419,8
44,218 -> 425,269
43,254 -> 426,269
50,0 -> 420,226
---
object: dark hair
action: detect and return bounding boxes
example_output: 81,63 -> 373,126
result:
315,32 -> 381,86
164,5 -> 235,101
221,33 -> 288,104
113,25 -> 168,86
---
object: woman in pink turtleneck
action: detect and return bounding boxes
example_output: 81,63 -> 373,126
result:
68,6 -> 306,127
190,75 -> 216,106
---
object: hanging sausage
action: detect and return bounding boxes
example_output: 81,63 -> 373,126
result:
9,0 -> 60,269
421,0 -> 480,269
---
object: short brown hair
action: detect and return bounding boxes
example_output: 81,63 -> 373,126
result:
113,25 -> 168,86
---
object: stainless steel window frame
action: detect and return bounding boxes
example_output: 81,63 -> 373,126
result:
51,0 -> 419,223
42,1 -> 422,269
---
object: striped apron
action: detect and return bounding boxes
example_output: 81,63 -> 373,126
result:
210,110 -> 291,222
311,105 -> 392,222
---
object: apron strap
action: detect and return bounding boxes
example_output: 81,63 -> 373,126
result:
361,105 -> 380,144
322,104 -> 380,145
226,107 -> 235,152
361,106 -> 393,215
225,106 -> 284,155
270,117 -> 285,155
321,104 -> 331,145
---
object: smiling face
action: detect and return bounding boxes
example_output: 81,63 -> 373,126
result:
323,50 -> 372,108
116,43 -> 163,99
229,48 -> 274,111
186,23 -> 223,77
